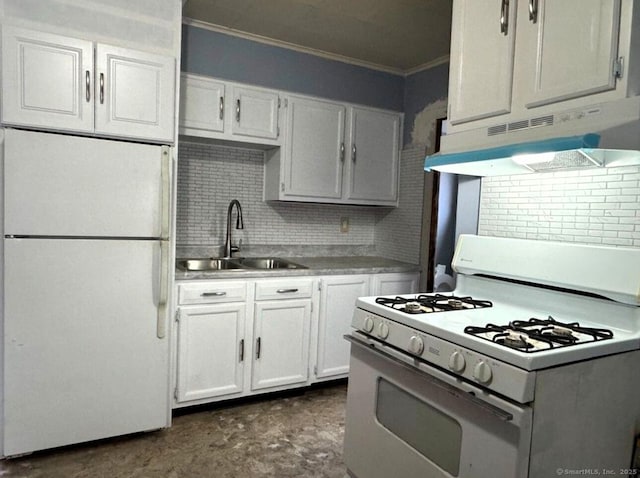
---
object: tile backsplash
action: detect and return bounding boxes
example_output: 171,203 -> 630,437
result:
478,166 -> 640,247
176,141 -> 425,263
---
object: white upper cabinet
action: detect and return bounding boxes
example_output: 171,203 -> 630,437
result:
265,95 -> 402,206
345,106 -> 400,203
1,27 -> 94,133
231,86 -> 280,140
447,0 -> 635,131
280,96 -> 346,200
447,0 -> 516,125
1,26 -> 175,143
517,0 -> 621,108
179,75 -> 225,134
94,44 -> 175,141
179,73 -> 281,146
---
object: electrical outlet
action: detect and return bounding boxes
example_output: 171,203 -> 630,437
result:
340,217 -> 349,233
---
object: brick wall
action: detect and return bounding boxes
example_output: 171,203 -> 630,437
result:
478,165 -> 640,247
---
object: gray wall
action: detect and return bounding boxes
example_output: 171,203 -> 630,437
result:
403,62 -> 449,146
182,24 -> 405,112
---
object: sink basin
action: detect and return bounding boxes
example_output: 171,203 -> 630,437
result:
233,257 -> 307,270
176,258 -> 244,271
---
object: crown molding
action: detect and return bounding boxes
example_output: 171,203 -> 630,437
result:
183,17 -> 440,76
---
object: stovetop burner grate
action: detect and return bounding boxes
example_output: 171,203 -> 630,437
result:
464,316 -> 614,352
375,294 -> 493,314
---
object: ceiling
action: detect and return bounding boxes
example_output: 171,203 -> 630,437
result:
182,0 -> 452,74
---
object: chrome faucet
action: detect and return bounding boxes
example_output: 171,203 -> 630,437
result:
223,199 -> 244,258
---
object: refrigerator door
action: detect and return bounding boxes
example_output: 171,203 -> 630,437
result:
3,238 -> 170,456
4,129 -> 168,238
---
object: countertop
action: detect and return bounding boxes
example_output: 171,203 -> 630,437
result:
175,255 -> 420,281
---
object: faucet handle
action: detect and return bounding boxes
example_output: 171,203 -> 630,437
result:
230,245 -> 240,253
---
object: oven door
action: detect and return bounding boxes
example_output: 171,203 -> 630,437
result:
344,333 -> 532,478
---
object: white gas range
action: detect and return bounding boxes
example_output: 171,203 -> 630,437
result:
344,235 -> 640,478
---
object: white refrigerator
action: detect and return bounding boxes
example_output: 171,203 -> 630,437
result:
2,129 -> 171,456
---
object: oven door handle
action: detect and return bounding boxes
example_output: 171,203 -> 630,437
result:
345,334 -> 514,422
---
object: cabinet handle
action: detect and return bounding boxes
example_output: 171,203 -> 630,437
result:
277,288 -> 299,294
236,99 -> 241,122
85,70 -> 91,102
340,142 -> 345,161
500,0 -> 510,35
352,144 -> 357,162
99,72 -> 105,104
201,291 -> 227,297
528,0 -> 538,23
219,96 -> 224,120
239,339 -> 244,362
256,337 -> 261,359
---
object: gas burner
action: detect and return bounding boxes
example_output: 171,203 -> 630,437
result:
447,299 -> 464,309
465,316 -> 614,353
375,294 -> 492,314
404,302 -> 423,314
496,332 -> 534,351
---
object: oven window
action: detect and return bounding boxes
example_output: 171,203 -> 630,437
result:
376,378 -> 462,476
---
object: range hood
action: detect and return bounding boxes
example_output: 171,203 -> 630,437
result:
425,96 -> 640,176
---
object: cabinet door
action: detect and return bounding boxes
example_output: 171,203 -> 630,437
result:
372,273 -> 419,296
251,299 -> 311,390
284,96 -> 346,199
231,86 -> 279,139
179,73 -> 225,135
518,0 -> 621,108
95,44 -> 175,142
316,275 -> 370,379
346,107 -> 400,204
447,0 -> 517,125
1,26 -> 94,132
176,304 -> 245,402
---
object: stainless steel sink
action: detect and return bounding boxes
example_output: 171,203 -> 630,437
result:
176,258 -> 244,271
232,257 -> 308,270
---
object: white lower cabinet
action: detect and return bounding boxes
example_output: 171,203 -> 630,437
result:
175,303 -> 246,402
314,275 -> 370,380
174,271 -> 419,406
251,299 -> 311,390
372,272 -> 419,296
175,281 -> 249,404
174,278 -> 313,406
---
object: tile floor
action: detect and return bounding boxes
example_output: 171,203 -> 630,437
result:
0,382 -> 348,478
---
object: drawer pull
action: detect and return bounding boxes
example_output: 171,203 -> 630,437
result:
201,291 -> 227,297
277,288 -> 299,294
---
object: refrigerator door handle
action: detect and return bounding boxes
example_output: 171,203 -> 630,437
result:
160,147 -> 171,240
157,239 -> 169,339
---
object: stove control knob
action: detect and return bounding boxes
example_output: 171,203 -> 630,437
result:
363,316 -> 375,333
408,335 -> 424,355
377,322 -> 390,339
448,351 -> 466,373
473,361 -> 493,384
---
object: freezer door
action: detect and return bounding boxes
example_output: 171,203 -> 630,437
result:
3,238 -> 170,456
4,129 -> 169,238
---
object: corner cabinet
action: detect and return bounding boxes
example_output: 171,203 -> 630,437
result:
179,73 -> 281,146
313,271 -> 419,382
315,275 -> 370,379
447,0 -> 635,130
264,95 -> 401,206
1,26 -> 175,143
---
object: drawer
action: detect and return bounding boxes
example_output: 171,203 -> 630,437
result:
254,279 -> 314,301
178,281 -> 247,305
